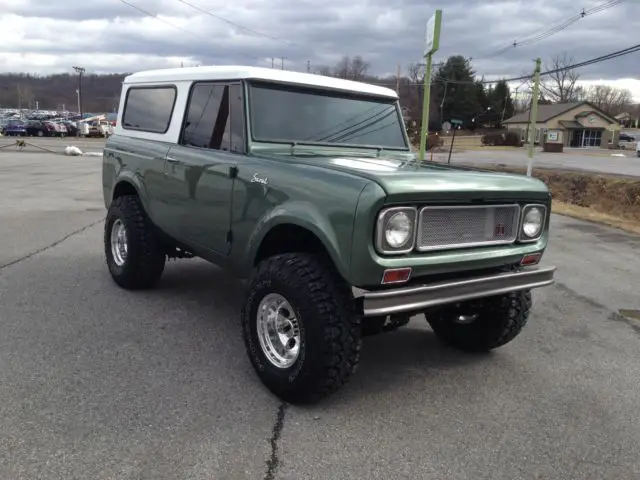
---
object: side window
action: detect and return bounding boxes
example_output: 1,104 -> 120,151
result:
181,83 -> 231,151
122,86 -> 176,133
229,84 -> 245,154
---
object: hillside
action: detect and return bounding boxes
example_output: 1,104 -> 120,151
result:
0,73 -> 126,113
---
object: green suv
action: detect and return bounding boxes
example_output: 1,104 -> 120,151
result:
102,66 -> 556,404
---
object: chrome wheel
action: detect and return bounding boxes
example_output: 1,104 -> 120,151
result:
256,293 -> 301,369
110,219 -> 128,267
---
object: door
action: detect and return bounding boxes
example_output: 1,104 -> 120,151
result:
165,81 -> 245,255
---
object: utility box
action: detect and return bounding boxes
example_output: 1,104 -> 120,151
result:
543,129 -> 563,152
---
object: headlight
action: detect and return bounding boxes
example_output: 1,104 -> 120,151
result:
519,205 -> 546,240
386,212 -> 411,247
375,207 -> 417,254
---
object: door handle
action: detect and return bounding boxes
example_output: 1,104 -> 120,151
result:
166,157 -> 179,163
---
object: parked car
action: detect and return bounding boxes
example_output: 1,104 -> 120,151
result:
45,121 -> 67,137
619,132 -> 636,142
102,66 -> 556,404
61,121 -> 79,136
2,121 -> 27,136
24,120 -> 56,137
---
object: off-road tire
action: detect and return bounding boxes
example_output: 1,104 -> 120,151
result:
427,291 -> 532,352
104,194 -> 166,289
241,253 -> 362,404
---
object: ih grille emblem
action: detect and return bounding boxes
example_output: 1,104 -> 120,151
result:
494,223 -> 505,236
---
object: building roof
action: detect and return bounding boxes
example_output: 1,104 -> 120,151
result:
504,101 -> 616,124
124,65 -> 398,99
504,102 -> 582,123
559,120 -> 583,129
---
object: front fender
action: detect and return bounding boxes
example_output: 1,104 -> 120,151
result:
242,200 -> 354,281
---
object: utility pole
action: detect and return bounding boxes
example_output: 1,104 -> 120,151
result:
72,66 -> 85,117
418,9 -> 442,164
281,57 -> 284,70
526,58 -> 542,177
307,60 -> 311,72
396,64 -> 401,93
271,57 -> 274,68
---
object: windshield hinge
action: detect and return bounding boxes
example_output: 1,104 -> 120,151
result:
226,230 -> 233,244
229,165 -> 238,178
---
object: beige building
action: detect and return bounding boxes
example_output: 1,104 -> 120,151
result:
504,101 -> 617,148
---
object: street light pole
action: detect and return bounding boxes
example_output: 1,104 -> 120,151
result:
72,66 -> 85,118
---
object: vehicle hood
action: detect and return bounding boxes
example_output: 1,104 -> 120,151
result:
292,155 -> 551,202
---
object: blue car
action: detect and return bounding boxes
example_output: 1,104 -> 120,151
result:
2,121 -> 27,136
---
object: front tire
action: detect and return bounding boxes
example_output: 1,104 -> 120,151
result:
426,291 -> 532,352
241,253 -> 362,404
104,194 -> 166,289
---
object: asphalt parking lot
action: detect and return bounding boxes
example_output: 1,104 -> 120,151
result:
2,137 -> 640,479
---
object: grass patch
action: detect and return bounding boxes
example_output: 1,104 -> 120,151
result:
552,202 -> 640,235
464,164 -> 640,235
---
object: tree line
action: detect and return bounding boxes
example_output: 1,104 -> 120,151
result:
0,72 -> 123,113
0,54 -> 636,128
313,54 -> 638,131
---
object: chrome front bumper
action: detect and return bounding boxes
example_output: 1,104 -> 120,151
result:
356,266 -> 556,317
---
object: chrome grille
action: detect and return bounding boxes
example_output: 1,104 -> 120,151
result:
416,204 -> 520,251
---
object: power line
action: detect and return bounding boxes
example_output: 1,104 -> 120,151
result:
381,42 -> 640,87
115,0 -> 266,62
173,0 -> 285,43
474,0 -> 624,60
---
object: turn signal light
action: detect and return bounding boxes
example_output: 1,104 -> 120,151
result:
382,268 -> 412,284
520,253 -> 542,266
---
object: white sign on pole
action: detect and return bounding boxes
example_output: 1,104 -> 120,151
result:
424,10 -> 442,56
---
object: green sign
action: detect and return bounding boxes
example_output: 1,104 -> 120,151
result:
450,119 -> 463,125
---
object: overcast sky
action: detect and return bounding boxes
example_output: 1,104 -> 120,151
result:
1,0 -> 639,98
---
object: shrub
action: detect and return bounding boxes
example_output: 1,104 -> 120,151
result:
504,131 -> 522,147
481,132 -> 504,146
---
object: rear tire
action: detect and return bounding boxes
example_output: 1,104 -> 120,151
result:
426,291 -> 532,352
241,253 -> 362,404
104,194 -> 166,289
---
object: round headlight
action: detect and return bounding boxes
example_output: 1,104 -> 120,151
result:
522,207 -> 544,238
385,212 -> 412,248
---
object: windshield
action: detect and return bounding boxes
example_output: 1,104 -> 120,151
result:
247,81 -> 408,150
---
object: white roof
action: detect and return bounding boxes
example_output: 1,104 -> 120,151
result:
124,65 -> 398,99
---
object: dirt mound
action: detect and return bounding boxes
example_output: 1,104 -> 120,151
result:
475,165 -> 640,226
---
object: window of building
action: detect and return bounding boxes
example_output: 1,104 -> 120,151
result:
122,86 -> 176,133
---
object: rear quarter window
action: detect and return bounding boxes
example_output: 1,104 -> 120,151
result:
122,85 -> 177,133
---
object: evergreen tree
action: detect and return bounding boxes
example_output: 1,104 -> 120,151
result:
487,80 -> 515,127
432,55 -> 481,129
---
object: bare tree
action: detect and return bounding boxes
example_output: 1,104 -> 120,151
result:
539,53 -> 581,103
405,62 -> 425,122
582,85 -> 633,115
333,56 -> 350,79
349,55 -> 369,81
314,65 -> 332,77
331,55 -> 370,81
